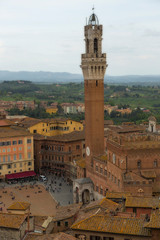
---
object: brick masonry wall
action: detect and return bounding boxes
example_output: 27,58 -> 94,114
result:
126,207 -> 152,217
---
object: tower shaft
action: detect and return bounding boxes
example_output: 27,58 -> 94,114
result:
81,15 -> 107,171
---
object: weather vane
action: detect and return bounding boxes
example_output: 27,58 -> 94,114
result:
92,5 -> 95,13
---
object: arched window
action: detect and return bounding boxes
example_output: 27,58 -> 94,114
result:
94,38 -> 98,53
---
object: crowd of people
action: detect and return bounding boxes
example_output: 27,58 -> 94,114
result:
39,171 -> 73,205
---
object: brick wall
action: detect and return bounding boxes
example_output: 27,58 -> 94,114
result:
126,207 -> 152,218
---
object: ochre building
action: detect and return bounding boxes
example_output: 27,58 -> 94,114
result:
16,117 -> 83,136
0,119 -> 34,180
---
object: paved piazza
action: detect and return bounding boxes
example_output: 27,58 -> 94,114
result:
0,174 -> 73,216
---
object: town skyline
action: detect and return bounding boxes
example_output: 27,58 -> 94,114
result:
0,0 -> 159,76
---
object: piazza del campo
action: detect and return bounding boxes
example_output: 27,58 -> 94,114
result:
0,3 -> 160,240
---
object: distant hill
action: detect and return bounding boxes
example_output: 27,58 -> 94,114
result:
0,71 -> 83,83
0,71 -> 159,85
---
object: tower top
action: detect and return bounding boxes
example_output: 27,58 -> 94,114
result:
88,13 -> 99,26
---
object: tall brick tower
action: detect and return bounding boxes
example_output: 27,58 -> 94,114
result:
81,13 -> 107,173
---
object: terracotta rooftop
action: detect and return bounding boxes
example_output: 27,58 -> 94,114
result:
74,208 -> 101,224
106,192 -> 131,200
0,213 -> 27,229
100,198 -> 119,210
141,170 -> 156,179
24,232 -> 77,240
85,197 -> 119,212
7,201 -> 30,211
54,203 -> 82,221
125,197 -> 160,209
123,171 -> 148,182
19,117 -> 82,127
145,210 -> 160,229
71,215 -> 151,237
34,216 -> 48,227
0,119 -> 12,127
0,126 -> 32,138
43,233 -> 77,240
108,125 -> 145,134
76,158 -> 86,169
34,130 -> 85,142
18,118 -> 42,128
93,155 -> 108,163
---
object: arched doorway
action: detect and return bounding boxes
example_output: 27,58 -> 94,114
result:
82,189 -> 90,204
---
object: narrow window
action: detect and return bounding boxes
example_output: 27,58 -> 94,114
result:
137,160 -> 141,168
113,153 -> 116,164
65,221 -> 68,227
154,160 -> 158,168
94,38 -> 98,53
27,139 -> 31,144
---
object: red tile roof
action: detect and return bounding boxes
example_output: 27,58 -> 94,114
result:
71,215 -> 151,237
125,196 -> 160,209
0,119 -> 11,127
0,213 -> 27,229
145,210 -> 160,229
7,201 -> 30,211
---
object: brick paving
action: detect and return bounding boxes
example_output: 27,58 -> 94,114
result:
0,174 -> 73,216
0,184 -> 56,216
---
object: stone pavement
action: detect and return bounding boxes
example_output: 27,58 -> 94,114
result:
42,173 -> 73,206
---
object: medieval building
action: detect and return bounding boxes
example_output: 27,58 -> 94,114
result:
73,12 -> 160,204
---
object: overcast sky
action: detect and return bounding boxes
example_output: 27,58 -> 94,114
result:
0,0 -> 159,76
